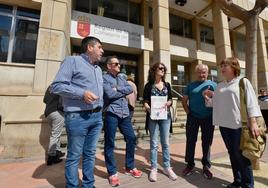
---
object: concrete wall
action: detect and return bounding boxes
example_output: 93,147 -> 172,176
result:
0,0 -> 71,158
0,64 -> 35,94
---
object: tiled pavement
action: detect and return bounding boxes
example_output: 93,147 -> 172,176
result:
0,133 -> 267,188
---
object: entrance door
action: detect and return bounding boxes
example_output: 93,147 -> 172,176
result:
171,62 -> 190,96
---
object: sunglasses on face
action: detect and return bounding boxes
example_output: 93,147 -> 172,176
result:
111,63 -> 120,66
158,67 -> 165,71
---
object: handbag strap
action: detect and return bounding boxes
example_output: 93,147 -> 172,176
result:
239,78 -> 248,127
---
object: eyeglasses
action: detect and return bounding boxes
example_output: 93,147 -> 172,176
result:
111,63 -> 120,66
158,67 -> 165,71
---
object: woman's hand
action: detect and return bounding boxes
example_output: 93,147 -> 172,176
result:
202,86 -> 214,98
144,103 -> 151,113
165,100 -> 172,107
202,87 -> 214,107
248,117 -> 260,139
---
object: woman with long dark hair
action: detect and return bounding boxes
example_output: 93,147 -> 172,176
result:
143,62 -> 177,182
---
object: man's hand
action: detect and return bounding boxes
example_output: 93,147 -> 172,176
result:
84,91 -> 99,103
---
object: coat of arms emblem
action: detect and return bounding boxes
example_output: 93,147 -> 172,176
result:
77,15 -> 90,37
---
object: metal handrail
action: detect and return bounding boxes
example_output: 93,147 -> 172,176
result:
171,87 -> 183,99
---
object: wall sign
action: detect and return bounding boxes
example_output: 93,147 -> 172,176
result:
71,10 -> 144,49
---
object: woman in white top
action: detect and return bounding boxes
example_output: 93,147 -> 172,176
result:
203,57 -> 261,188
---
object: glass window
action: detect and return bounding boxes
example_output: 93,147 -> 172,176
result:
0,4 -> 12,14
102,0 -> 128,22
235,32 -> 245,60
129,2 -> 140,25
184,19 -> 192,38
17,7 -> 40,19
170,14 -> 183,36
240,68 -> 246,78
177,65 -> 185,85
75,0 -> 90,13
12,19 -> 39,64
149,7 -> 153,28
169,14 -> 192,38
0,15 -> 12,62
200,24 -> 214,44
76,0 -> 140,25
210,69 -> 218,83
0,4 -> 40,64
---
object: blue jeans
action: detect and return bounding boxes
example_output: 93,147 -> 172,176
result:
64,111 -> 102,188
220,127 -> 254,188
185,114 -> 214,168
104,112 -> 136,175
148,117 -> 171,168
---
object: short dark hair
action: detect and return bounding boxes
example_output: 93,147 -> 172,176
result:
80,36 -> 102,53
105,55 -> 118,64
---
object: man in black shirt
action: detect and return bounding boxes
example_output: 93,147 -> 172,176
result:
43,85 -> 65,165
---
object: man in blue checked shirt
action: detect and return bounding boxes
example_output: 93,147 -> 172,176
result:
103,56 -> 142,187
51,36 -> 104,188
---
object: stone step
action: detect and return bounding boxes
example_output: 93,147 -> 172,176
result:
134,106 -> 144,111
176,108 -> 185,112
132,111 -> 146,117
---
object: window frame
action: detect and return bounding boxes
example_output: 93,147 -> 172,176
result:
75,0 -> 141,25
0,5 -> 40,64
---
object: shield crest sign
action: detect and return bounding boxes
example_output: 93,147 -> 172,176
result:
77,21 -> 90,37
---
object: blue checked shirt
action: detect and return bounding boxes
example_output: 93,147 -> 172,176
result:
103,72 -> 133,118
51,53 -> 103,112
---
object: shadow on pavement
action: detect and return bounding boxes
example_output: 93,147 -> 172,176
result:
32,160 -> 67,188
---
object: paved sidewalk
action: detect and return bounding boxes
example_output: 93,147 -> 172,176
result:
0,134 -> 267,188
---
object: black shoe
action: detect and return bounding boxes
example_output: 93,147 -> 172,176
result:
226,182 -> 241,188
47,155 -> 63,166
56,150 -> 65,158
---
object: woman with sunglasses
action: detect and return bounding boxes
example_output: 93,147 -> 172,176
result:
143,62 -> 178,182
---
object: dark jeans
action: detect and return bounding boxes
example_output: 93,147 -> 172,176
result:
185,114 -> 214,168
220,127 -> 254,188
104,112 -> 136,175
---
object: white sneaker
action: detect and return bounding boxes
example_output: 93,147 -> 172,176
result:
163,167 -> 178,181
149,168 -> 157,182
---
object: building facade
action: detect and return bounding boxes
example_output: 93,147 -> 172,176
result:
0,0 -> 268,158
